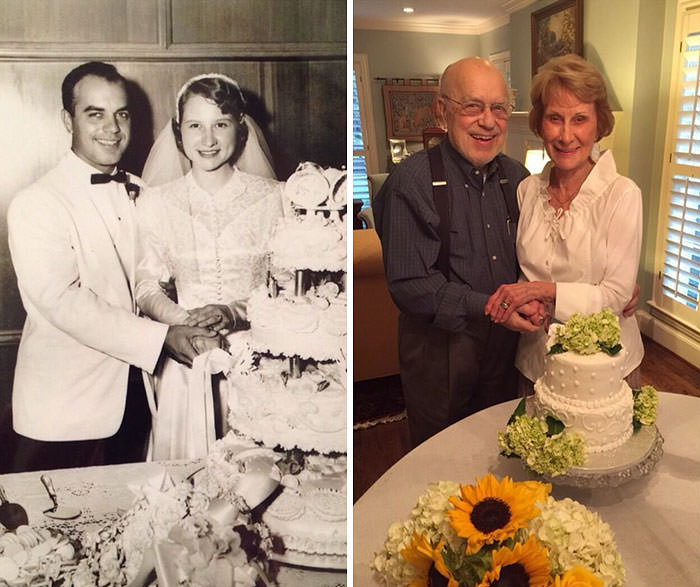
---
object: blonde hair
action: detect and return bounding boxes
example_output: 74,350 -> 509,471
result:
529,54 -> 614,141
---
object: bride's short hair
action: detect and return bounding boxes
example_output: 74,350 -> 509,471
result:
172,75 -> 249,164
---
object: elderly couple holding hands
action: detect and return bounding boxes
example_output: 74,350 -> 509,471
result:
375,54 -> 642,447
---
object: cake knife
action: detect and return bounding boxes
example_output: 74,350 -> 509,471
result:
40,475 -> 81,520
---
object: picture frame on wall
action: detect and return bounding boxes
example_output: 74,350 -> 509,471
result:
382,84 -> 439,142
531,0 -> 583,74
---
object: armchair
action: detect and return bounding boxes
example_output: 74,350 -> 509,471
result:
353,228 -> 399,381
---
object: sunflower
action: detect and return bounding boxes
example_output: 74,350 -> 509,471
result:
550,566 -> 603,587
477,536 -> 551,587
400,533 -> 459,587
447,474 -> 551,554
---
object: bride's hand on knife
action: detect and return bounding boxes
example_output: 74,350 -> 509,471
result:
186,304 -> 235,333
502,306 -> 543,333
517,300 -> 549,328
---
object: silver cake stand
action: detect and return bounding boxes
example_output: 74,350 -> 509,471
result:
518,396 -> 665,488
540,425 -> 664,488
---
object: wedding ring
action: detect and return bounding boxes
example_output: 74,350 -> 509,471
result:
500,301 -> 510,310
538,315 -> 545,324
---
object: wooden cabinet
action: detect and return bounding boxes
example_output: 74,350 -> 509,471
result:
0,0 -> 345,58
0,0 -> 160,50
171,0 -> 345,49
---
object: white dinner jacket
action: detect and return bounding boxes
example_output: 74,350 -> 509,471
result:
7,152 -> 168,441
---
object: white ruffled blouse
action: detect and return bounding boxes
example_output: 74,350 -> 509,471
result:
515,149 -> 644,381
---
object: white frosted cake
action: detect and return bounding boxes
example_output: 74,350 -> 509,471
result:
230,356 -> 345,454
532,347 -> 634,453
247,284 -> 346,362
266,212 -> 345,272
261,454 -> 347,569
223,162 -> 347,569
531,310 -> 634,454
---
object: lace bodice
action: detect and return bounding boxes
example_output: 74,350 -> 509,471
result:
135,170 -> 284,323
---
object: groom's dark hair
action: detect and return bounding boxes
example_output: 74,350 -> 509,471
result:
62,61 -> 128,116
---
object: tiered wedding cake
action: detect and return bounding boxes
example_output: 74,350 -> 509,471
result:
500,309 -> 659,479
221,162 -> 347,568
531,314 -> 634,454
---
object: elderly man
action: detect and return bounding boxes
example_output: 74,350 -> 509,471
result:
373,57 -> 543,447
7,61 -> 215,471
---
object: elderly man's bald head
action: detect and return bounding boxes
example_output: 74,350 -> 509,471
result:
440,57 -> 507,95
436,56 -> 510,168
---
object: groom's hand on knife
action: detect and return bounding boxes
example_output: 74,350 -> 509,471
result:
163,325 -> 218,368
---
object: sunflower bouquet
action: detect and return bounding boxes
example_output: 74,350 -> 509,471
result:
371,474 -> 625,587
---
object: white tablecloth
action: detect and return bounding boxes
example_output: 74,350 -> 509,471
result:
0,461 -> 197,536
353,392 -> 700,585
0,460 -> 346,586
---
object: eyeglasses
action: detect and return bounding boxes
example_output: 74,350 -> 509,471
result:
441,95 -> 512,120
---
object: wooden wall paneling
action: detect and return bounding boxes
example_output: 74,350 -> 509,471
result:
0,0 -> 160,45
304,60 -> 346,167
0,342 -> 18,473
171,0 -> 346,45
0,62 -> 72,333
0,0 -> 344,59
266,60 -> 346,179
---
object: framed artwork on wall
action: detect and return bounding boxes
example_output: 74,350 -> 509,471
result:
531,0 -> 583,74
382,83 -> 440,142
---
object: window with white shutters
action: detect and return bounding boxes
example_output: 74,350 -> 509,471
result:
352,54 -> 378,211
352,69 -> 371,208
654,5 -> 700,328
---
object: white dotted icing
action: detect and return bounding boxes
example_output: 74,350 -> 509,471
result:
534,347 -> 633,454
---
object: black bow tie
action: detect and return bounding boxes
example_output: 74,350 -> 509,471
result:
90,170 -> 128,184
90,170 -> 140,200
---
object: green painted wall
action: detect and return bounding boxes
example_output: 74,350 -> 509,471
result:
353,28 -> 478,170
629,0 -> 676,313
480,23 -> 510,58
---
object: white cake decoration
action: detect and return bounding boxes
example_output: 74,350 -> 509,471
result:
531,309 -> 633,454
216,161 -> 347,569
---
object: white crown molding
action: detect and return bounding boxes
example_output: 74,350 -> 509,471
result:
354,14 -> 510,36
354,0 -> 538,36
502,0 -> 538,14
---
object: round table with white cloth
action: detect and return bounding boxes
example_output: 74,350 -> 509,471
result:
353,391 -> 700,585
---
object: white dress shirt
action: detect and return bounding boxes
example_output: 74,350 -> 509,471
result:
515,149 -> 644,381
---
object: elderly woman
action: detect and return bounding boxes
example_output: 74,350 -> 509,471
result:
485,54 -> 643,390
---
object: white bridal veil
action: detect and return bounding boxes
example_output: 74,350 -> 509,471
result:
142,74 -> 277,186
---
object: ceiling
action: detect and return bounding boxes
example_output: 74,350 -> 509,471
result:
354,0 -> 538,35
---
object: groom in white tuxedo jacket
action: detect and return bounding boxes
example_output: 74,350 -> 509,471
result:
7,62 -> 215,472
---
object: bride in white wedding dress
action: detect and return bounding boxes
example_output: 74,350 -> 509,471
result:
135,74 -> 284,460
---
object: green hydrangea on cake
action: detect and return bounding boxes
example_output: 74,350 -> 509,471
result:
500,309 -> 659,477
